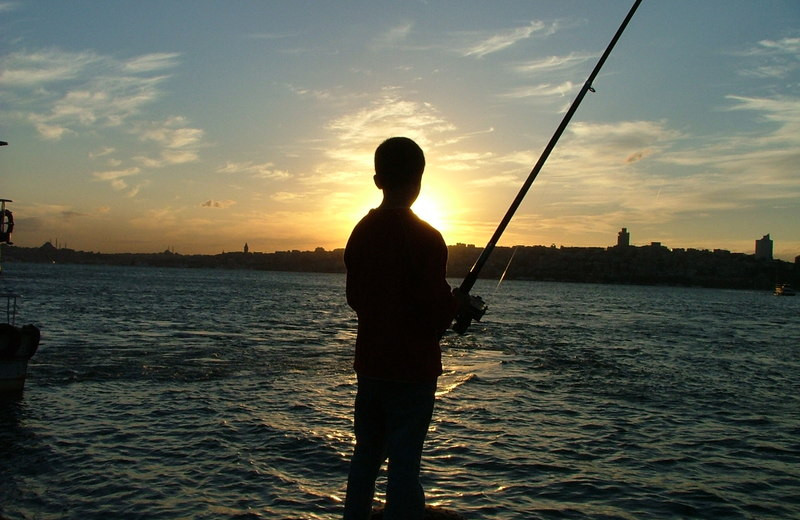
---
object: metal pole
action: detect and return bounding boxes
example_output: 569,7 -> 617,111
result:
0,199 -> 4,274
459,0 -> 643,295
1,141 -> 8,275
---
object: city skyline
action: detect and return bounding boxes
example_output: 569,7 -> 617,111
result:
1,1 -> 799,260
29,227 -> 791,263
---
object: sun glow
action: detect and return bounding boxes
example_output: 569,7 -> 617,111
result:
412,190 -> 449,235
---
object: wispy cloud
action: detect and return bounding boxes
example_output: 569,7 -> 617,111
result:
519,92 -> 800,239
566,120 -> 681,154
60,210 -> 90,221
92,167 -> 141,183
501,81 -> 576,99
514,52 -> 596,74
462,20 -> 556,58
92,167 -> 143,195
663,94 -> 800,190
502,119 -> 690,225
140,119 -> 203,149
263,90 -> 467,235
0,49 -> 100,85
308,90 -> 459,189
131,116 -> 205,167
128,207 -> 183,232
89,147 -> 116,159
327,91 -> 456,149
217,161 -> 290,180
724,94 -> 800,144
740,37 -> 800,56
123,53 -> 180,73
200,199 -> 236,209
437,151 -> 497,172
15,202 -> 96,233
135,150 -> 199,169
244,31 -> 295,41
372,22 -> 414,50
271,191 -> 303,202
1,48 -> 182,141
737,37 -> 800,79
290,85 -> 335,101
468,174 -> 520,188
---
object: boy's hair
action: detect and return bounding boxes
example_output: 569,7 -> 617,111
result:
374,137 -> 425,189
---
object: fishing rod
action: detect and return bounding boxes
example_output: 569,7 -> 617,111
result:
453,0 -> 643,334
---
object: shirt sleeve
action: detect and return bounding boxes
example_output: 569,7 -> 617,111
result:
407,230 -> 458,335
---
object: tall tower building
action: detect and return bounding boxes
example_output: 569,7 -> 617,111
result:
617,227 -> 630,247
755,234 -> 772,260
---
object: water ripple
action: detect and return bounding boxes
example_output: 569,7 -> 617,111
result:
1,265 -> 799,519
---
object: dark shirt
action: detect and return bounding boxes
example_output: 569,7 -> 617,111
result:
345,207 -> 457,382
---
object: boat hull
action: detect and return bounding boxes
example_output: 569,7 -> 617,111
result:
0,358 -> 29,393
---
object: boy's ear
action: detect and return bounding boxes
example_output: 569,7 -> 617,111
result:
373,175 -> 384,190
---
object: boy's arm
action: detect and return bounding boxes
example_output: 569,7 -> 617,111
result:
412,238 -> 458,334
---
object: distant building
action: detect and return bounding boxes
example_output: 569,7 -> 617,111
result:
243,242 -> 249,254
755,234 -> 772,260
617,228 -> 630,247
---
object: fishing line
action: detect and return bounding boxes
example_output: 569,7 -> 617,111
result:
492,246 -> 518,297
453,0 -> 644,333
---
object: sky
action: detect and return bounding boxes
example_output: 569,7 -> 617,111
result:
1,1 -> 799,260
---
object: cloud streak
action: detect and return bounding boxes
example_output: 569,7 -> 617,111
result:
327,91 -> 456,150
462,20 -> 556,58
514,52 -> 597,74
737,37 -> 800,79
217,161 -> 290,180
501,81 -> 576,99
1,49 -> 183,141
201,200 -> 236,209
502,91 -> 800,243
133,116 -> 205,167
372,22 -> 414,50
0,49 -> 101,86
92,167 -> 142,195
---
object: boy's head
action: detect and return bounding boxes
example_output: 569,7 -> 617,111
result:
374,137 -> 425,190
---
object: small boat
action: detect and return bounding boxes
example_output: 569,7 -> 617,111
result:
774,283 -> 796,296
1,186 -> 42,395
0,319 -> 41,394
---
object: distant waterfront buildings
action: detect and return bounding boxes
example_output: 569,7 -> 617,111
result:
617,228 -> 630,247
755,234 -> 773,260
5,236 -> 798,290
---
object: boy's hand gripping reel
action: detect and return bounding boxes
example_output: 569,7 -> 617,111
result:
451,288 -> 487,334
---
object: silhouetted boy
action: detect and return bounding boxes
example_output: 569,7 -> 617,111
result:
343,137 -> 458,520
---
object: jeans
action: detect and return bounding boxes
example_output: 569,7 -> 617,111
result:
343,375 -> 437,520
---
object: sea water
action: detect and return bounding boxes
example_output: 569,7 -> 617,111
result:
0,262 -> 798,519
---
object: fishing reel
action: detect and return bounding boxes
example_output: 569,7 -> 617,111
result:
451,289 -> 487,334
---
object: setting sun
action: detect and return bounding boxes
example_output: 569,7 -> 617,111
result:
2,1 -> 797,259
413,190 -> 449,235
